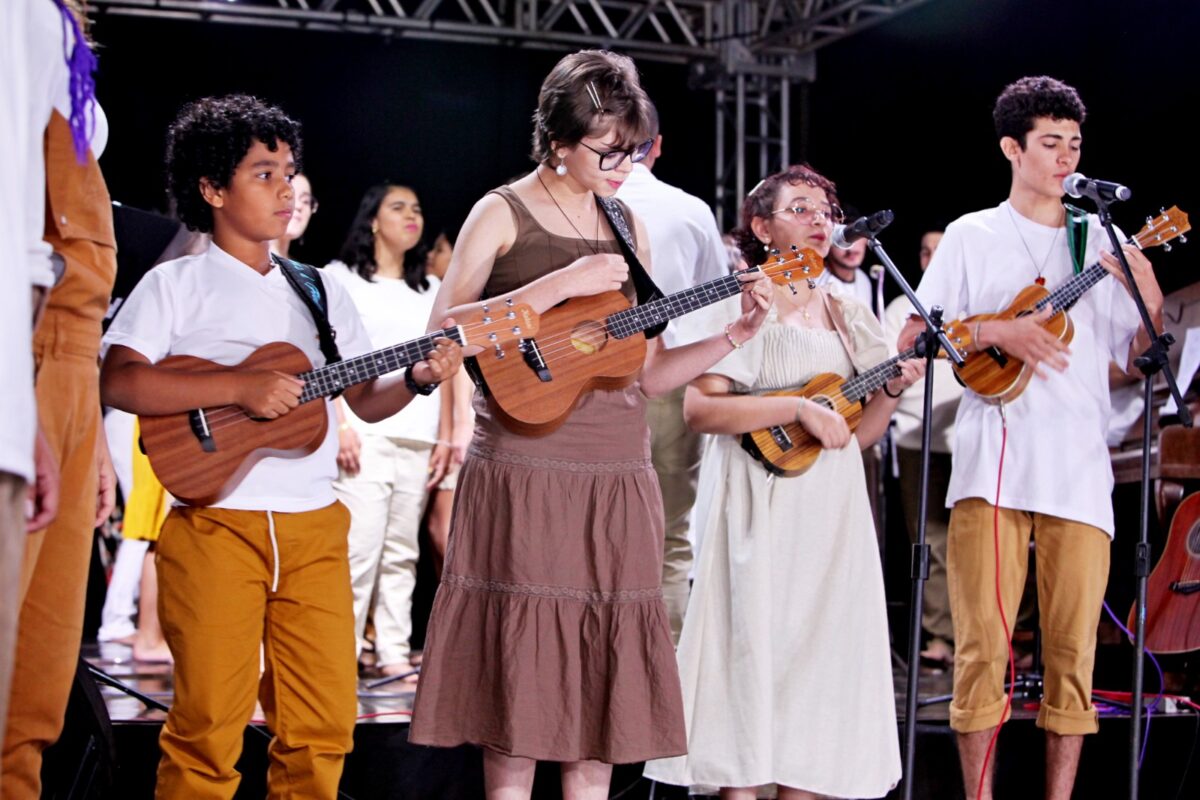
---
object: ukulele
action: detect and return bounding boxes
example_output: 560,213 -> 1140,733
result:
740,321 -> 974,476
952,206 -> 1189,404
139,305 -> 537,505
469,247 -> 825,436
1129,488 -> 1200,654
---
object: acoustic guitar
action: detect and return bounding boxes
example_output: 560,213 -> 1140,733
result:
470,246 -> 824,436
952,206 -> 1189,404
740,321 -> 975,476
1129,490 -> 1200,654
140,304 -> 537,505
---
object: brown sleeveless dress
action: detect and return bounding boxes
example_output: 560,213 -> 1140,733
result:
409,186 -> 686,763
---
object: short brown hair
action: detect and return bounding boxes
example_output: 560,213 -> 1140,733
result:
732,164 -> 839,267
530,50 -> 653,164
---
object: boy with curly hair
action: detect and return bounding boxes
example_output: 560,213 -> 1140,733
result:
100,95 -> 461,798
909,76 -> 1163,799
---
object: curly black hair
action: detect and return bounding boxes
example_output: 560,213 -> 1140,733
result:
338,183 -> 430,292
993,76 -> 1086,148
165,95 -> 303,233
732,164 -> 839,269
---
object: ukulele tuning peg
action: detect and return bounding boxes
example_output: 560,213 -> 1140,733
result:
505,297 -> 514,306
493,343 -> 506,359
1163,242 -> 1173,252
787,281 -> 798,296
1180,234 -> 1188,244
790,244 -> 799,252
1146,216 -> 1154,226
481,303 -> 491,313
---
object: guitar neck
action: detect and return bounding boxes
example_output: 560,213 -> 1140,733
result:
297,326 -> 462,403
841,347 -> 919,403
605,270 -> 751,339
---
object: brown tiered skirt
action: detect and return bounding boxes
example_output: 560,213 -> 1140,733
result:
409,388 -> 686,763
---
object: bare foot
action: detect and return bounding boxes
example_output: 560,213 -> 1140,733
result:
132,640 -> 174,663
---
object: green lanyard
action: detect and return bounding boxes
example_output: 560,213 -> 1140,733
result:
1064,203 -> 1089,275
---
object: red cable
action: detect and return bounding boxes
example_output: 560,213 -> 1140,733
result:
977,413 -> 1014,800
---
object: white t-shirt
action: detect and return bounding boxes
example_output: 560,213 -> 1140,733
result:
0,0 -> 69,481
103,244 -> 373,512
915,201 -> 1140,535
616,164 -> 730,348
882,293 -> 964,453
816,266 -> 874,311
324,261 -> 441,443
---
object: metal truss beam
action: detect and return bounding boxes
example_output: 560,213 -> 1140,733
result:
89,0 -> 930,63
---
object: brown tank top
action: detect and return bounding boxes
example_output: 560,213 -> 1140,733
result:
483,185 -> 637,302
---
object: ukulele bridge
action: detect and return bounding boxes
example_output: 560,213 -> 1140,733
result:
518,339 -> 552,382
768,425 -> 794,451
188,409 -> 217,453
1168,580 -> 1200,595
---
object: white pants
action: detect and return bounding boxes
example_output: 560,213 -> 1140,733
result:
333,434 -> 431,666
97,538 -> 148,641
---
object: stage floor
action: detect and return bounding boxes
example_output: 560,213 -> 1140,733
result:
75,641 -> 1198,799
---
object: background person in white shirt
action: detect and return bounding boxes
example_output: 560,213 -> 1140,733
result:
327,183 -> 451,682
883,228 -> 961,669
616,101 -> 730,643
903,76 -> 1163,800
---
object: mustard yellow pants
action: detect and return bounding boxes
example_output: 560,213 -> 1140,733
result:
947,498 -> 1110,736
155,501 -> 357,799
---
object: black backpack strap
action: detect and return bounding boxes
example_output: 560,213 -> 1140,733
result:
273,254 -> 343,370
596,196 -> 667,339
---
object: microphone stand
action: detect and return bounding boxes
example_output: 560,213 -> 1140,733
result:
865,230 -> 965,800
1089,193 -> 1192,800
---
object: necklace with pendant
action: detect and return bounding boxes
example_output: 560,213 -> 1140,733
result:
1006,202 -> 1063,286
537,167 -> 601,254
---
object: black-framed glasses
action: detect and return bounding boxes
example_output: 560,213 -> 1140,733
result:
769,201 -> 844,225
578,139 -> 654,171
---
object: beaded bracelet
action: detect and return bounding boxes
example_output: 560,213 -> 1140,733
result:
723,323 -> 743,350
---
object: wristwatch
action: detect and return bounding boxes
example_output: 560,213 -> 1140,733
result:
404,364 -> 436,396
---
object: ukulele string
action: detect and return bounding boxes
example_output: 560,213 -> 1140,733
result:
178,318 -> 507,432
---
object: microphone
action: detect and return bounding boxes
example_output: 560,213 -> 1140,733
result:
832,209 -> 894,249
869,265 -> 885,281
1063,172 -> 1131,202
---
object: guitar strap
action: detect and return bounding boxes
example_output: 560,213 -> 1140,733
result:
1064,203 -> 1089,275
274,255 -> 344,388
596,196 -> 668,339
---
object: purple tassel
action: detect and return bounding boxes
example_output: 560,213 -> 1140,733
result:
53,0 -> 98,164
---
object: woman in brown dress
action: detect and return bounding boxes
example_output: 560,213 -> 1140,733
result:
409,50 -> 773,799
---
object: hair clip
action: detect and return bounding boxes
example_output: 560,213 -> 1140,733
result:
748,178 -> 768,197
585,81 -> 603,111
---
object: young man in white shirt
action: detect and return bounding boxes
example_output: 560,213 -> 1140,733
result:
907,76 -> 1163,800
101,95 -> 461,798
616,103 -> 729,643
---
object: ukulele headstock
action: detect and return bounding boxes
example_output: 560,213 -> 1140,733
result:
758,245 -> 826,295
454,299 -> 541,359
1133,206 -> 1190,253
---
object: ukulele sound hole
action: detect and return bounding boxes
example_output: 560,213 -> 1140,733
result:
811,394 -> 836,413
1187,520 -> 1200,558
569,321 -> 609,356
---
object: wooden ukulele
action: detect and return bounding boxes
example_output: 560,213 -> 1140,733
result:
1129,490 -> 1200,653
740,322 -> 975,476
140,305 -> 537,505
952,206 -> 1189,404
469,246 -> 825,436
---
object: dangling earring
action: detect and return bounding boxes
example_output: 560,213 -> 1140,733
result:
555,156 -> 568,177
762,240 -> 771,253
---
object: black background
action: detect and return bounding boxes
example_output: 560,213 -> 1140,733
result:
91,0 -> 1199,294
